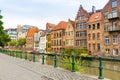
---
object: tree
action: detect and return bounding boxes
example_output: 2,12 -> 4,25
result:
0,11 -> 11,47
17,38 -> 26,47
8,40 -> 18,46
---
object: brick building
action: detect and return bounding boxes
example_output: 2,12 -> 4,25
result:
75,5 -> 89,49
51,21 -> 67,53
26,27 -> 39,50
87,12 -> 103,53
102,0 -> 120,56
63,19 -> 75,48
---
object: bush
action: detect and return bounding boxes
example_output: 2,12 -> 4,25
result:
61,56 -> 85,72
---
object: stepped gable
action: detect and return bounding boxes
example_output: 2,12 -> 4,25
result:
75,5 -> 89,20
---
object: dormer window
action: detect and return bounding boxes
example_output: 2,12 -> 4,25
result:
78,16 -> 84,20
112,0 -> 117,8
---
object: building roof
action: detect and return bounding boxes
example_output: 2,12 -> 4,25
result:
27,27 -> 39,37
69,19 -> 75,28
76,5 -> 89,20
46,22 -> 56,30
88,12 -> 102,23
53,21 -> 68,30
5,28 -> 17,31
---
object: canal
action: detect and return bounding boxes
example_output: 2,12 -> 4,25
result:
85,60 -> 120,80
44,55 -> 120,80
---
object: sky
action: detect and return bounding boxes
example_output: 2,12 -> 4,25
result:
0,0 -> 109,29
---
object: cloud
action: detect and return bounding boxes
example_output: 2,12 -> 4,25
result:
1,0 -> 109,30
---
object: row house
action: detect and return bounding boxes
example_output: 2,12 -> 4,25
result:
102,0 -> 120,56
39,31 -> 46,53
87,12 -> 103,53
51,21 -> 67,53
63,19 -> 75,48
46,23 -> 56,52
75,5 -> 89,49
26,27 -> 39,50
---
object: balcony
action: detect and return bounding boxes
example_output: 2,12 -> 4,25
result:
108,28 -> 120,32
108,12 -> 119,20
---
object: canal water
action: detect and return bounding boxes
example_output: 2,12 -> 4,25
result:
44,55 -> 120,80
85,60 -> 120,80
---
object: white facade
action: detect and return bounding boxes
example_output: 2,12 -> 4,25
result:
34,30 -> 46,53
39,35 -> 46,53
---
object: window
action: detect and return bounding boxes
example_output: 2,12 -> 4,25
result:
112,10 -> 117,18
93,24 -> 95,29
106,49 -> 110,54
89,43 -> 91,50
89,25 -> 91,29
97,23 -> 100,29
93,44 -> 95,51
113,49 -> 118,56
113,35 -> 118,44
78,16 -> 84,20
112,21 -> 117,30
92,33 -> 95,40
60,40 -> 62,46
97,33 -> 100,40
104,23 -> 110,31
97,43 -> 100,51
71,31 -> 73,36
112,0 -> 117,8
76,24 -> 79,29
83,22 -> 86,28
76,32 -> 79,37
105,36 -> 110,45
104,12 -> 109,19
88,34 -> 91,40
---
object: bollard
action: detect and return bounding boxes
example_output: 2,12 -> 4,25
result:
42,54 -> 45,65
54,54 -> 57,68
20,52 -> 22,59
25,52 -> 28,60
71,55 -> 75,72
98,57 -> 104,79
33,53 -> 36,62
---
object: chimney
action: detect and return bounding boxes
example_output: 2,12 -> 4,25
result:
92,6 -> 96,13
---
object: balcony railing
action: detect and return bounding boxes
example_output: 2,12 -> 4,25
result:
108,12 -> 119,20
108,27 -> 120,32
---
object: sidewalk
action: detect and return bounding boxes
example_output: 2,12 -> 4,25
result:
0,53 -> 110,80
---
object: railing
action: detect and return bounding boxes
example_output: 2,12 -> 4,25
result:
108,12 -> 119,20
0,49 -> 120,79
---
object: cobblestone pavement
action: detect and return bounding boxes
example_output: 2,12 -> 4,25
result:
0,53 -> 109,80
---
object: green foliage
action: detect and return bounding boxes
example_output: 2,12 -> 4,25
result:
61,48 -> 88,56
8,38 -> 26,47
61,56 -> 85,72
8,40 -> 18,46
17,38 -> 26,47
0,13 -> 11,47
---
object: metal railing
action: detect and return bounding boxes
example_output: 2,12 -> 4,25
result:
0,49 -> 120,79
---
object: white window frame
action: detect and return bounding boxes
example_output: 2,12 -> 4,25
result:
113,35 -> 118,44
105,36 -> 110,45
113,49 -> 118,56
